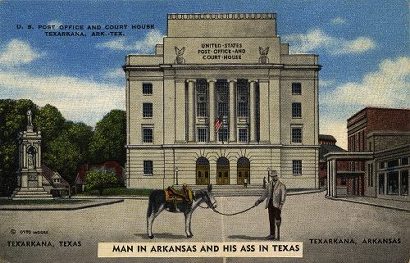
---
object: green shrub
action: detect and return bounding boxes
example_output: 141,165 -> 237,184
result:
85,170 -> 118,195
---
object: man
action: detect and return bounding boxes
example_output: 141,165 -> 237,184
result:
255,170 -> 286,240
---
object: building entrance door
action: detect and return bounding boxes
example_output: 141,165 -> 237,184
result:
216,157 -> 230,185
196,157 -> 210,185
196,167 -> 210,185
237,157 -> 250,185
347,175 -> 364,196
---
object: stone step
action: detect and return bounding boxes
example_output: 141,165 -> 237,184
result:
13,191 -> 51,195
12,188 -> 54,200
12,196 -> 54,200
13,188 -> 50,192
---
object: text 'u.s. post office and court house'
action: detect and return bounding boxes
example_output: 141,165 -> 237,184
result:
123,13 -> 321,189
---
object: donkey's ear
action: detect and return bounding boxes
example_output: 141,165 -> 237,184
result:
207,184 -> 213,192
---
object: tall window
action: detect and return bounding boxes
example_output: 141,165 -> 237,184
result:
238,128 -> 248,142
400,170 -> 408,196
218,127 -> 228,142
237,79 -> 249,117
379,173 -> 385,194
292,82 -> 302,95
291,127 -> 302,143
216,80 -> 229,118
197,127 -> 208,142
142,83 -> 153,95
143,160 -> 153,175
196,79 -> 208,117
387,171 -> 399,195
142,127 -> 153,143
143,103 -> 153,118
293,160 -> 302,175
292,102 -> 302,118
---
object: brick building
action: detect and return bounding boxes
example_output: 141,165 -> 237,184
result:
318,134 -> 345,188
327,107 -> 410,201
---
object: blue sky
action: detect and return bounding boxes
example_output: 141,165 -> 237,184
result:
0,0 -> 409,148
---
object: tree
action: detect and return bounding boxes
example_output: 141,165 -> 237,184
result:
43,122 -> 93,185
34,104 -> 65,150
85,170 -> 118,195
89,110 -> 126,165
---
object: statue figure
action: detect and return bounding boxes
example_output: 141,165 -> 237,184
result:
27,110 -> 33,126
27,146 -> 36,169
259,47 -> 269,64
174,47 -> 186,64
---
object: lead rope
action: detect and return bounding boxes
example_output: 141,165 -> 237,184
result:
199,203 -> 257,216
212,204 -> 257,216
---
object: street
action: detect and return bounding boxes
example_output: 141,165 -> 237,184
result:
0,192 -> 409,263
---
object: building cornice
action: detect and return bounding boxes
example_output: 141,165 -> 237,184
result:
168,13 -> 276,20
123,63 -> 321,71
126,144 -> 320,149
324,151 -> 373,160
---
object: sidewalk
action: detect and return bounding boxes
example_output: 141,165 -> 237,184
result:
0,199 -> 124,211
326,195 -> 410,212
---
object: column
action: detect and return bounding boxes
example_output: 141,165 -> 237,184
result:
228,79 -> 237,142
259,80 -> 270,143
332,159 -> 337,197
22,144 -> 26,168
327,160 -> 331,196
208,79 -> 216,142
187,79 -> 196,142
249,80 -> 257,142
175,79 -> 186,142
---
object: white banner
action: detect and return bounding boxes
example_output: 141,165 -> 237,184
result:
98,242 -> 303,258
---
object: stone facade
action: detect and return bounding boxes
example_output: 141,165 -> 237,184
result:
124,13 -> 320,189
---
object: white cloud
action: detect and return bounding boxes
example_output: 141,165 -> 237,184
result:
320,118 -> 347,149
0,69 -> 124,125
331,17 -> 347,25
283,28 -> 376,55
322,56 -> 410,108
97,29 -> 165,53
0,39 -> 43,67
47,20 -> 63,30
319,79 -> 335,88
103,68 -> 125,80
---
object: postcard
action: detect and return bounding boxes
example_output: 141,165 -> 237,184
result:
0,1 -> 409,262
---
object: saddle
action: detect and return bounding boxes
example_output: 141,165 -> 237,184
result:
164,185 -> 193,204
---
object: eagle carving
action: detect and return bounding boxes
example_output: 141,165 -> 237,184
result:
174,47 -> 186,64
258,47 -> 269,64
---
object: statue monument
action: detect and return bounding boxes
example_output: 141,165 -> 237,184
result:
12,110 -> 52,199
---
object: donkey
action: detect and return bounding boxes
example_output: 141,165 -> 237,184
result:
146,184 -> 216,239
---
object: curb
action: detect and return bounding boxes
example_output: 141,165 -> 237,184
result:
0,199 -> 124,211
71,196 -> 149,200
326,196 -> 410,212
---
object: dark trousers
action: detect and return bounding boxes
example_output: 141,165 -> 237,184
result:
268,199 -> 281,235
